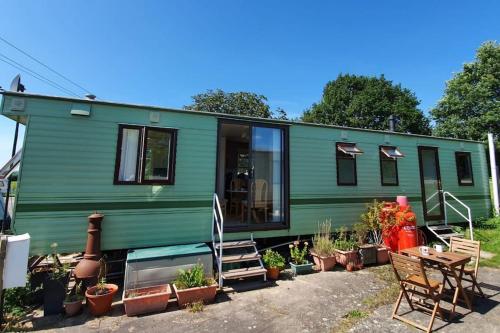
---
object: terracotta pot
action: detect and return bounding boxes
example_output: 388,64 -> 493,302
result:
85,284 -> 118,316
334,249 -> 359,267
123,284 -> 171,316
266,267 -> 280,280
64,299 -> 83,317
173,283 -> 217,308
310,251 -> 336,271
376,246 -> 390,264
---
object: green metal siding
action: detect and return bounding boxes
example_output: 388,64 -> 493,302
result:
1,95 -> 491,254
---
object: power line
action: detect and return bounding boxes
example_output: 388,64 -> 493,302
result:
0,56 -> 80,97
0,35 -> 93,95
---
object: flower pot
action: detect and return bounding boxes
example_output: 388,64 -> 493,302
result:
290,262 -> 314,275
266,267 -> 280,280
43,274 -> 70,316
123,284 -> 172,316
64,299 -> 83,317
376,246 -> 390,264
334,249 -> 359,267
310,252 -> 336,272
358,244 -> 377,266
173,283 -> 218,308
85,283 -> 119,316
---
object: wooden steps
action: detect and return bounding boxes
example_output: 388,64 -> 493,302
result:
426,223 -> 464,245
221,252 -> 261,263
215,240 -> 256,249
221,267 -> 268,279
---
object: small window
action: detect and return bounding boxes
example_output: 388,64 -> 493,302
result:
336,142 -> 360,186
455,152 -> 474,186
114,125 -> 177,185
379,146 -> 400,186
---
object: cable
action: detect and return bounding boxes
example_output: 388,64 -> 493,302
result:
0,52 -> 81,97
0,56 -> 80,97
0,35 -> 93,95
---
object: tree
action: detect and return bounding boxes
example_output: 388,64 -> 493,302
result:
431,41 -> 500,141
185,89 -> 288,120
301,74 -> 431,134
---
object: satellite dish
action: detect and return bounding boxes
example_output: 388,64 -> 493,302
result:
9,74 -> 25,92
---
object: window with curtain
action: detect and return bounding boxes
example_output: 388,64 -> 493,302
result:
455,152 -> 474,186
336,143 -> 359,186
114,125 -> 177,185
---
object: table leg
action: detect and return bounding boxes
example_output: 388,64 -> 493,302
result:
450,263 -> 473,313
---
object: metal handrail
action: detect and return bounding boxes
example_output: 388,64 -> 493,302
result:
443,191 -> 473,241
212,193 -> 224,287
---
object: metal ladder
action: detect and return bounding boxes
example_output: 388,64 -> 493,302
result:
426,191 -> 474,246
212,193 -> 266,288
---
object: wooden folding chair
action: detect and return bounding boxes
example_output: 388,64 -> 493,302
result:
389,252 -> 445,333
442,237 -> 485,298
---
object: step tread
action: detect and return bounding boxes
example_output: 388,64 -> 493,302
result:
221,253 -> 261,263
215,240 -> 256,249
222,267 -> 267,279
428,225 -> 454,231
439,232 -> 463,239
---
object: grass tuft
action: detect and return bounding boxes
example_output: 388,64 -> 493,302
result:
187,301 -> 204,313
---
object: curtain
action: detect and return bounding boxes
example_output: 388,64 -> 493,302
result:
119,128 -> 140,181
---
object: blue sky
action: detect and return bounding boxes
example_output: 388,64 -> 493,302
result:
0,1 -> 499,163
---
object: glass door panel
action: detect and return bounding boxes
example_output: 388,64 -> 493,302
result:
418,147 -> 444,220
250,126 -> 284,224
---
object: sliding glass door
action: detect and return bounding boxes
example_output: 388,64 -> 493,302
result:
217,120 -> 288,229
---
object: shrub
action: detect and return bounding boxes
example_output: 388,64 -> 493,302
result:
174,263 -> 215,290
312,220 -> 336,256
263,249 -> 285,269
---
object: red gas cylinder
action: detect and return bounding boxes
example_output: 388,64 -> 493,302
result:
398,225 -> 418,252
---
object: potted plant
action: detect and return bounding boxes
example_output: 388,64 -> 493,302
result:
172,263 -> 217,308
334,227 -> 359,267
354,221 -> 377,266
310,220 -> 337,271
85,258 -> 119,316
262,249 -> 285,280
123,284 -> 172,316
43,243 -> 70,316
289,241 -> 313,275
64,281 -> 84,317
362,200 -> 391,264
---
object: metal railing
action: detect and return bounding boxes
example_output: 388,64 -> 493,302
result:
212,193 -> 224,287
443,191 -> 473,241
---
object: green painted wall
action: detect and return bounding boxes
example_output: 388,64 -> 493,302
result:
0,94 -> 491,254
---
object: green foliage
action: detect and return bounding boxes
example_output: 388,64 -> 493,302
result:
262,249 -> 286,269
334,226 -> 358,251
184,89 -> 288,119
431,41 -> 500,142
47,243 -> 69,281
302,74 -> 431,134
467,216 -> 500,267
289,241 -> 309,265
344,309 -> 368,319
312,220 -> 336,256
360,200 -> 385,245
174,263 -> 215,290
3,279 -> 37,318
187,301 -> 204,313
352,222 -> 370,245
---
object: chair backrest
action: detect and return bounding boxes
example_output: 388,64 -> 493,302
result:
230,178 -> 244,191
450,237 -> 481,275
390,252 -> 431,288
252,179 -> 267,204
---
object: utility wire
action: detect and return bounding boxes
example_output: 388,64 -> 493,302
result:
0,35 -> 93,95
0,55 -> 80,97
0,52 -> 81,97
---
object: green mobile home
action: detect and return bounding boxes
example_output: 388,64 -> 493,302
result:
0,91 -> 492,255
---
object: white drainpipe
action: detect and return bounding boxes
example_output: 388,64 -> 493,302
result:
488,132 -> 499,216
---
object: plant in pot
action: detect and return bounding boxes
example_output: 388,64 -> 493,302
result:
289,241 -> 313,275
64,281 -> 84,317
355,220 -> 377,266
334,227 -> 359,268
362,200 -> 391,264
85,258 -> 119,316
173,263 -> 217,308
43,243 -> 70,316
123,279 -> 172,316
310,220 -> 336,272
262,249 -> 285,280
